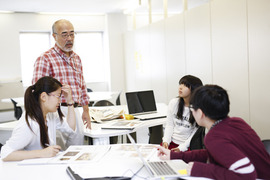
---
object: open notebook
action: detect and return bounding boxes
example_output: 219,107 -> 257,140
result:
127,134 -> 188,178
125,90 -> 166,120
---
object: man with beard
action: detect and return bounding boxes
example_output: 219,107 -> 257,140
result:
32,19 -> 91,149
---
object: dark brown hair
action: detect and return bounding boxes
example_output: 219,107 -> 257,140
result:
24,76 -> 64,148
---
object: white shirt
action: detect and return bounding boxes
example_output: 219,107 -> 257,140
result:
1,112 -> 75,159
163,98 -> 197,151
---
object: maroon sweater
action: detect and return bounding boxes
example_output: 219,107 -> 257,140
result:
171,117 -> 270,180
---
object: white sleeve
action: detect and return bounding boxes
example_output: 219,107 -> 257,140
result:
1,119 -> 36,159
55,116 -> 76,136
163,99 -> 178,144
178,126 -> 198,151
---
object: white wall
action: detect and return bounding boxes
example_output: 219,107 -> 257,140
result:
0,13 -> 106,81
123,0 -> 270,140
0,12 -> 127,109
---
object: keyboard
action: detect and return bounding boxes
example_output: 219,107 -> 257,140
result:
148,161 -> 177,176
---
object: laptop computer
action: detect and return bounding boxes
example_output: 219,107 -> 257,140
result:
127,134 -> 188,178
125,90 -> 166,120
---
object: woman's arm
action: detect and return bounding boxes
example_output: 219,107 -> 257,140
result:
163,99 -> 178,144
61,84 -> 76,130
2,145 -> 61,161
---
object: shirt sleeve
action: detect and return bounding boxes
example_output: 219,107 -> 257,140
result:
170,149 -> 209,163
163,99 -> 177,143
178,126 -> 198,151
53,114 -> 76,136
32,55 -> 50,84
1,120 -> 36,159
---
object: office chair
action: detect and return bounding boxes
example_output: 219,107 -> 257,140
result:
262,139 -> 270,155
190,126 -> 206,150
116,91 -> 121,105
93,100 -> 118,144
93,100 -> 114,106
87,88 -> 94,106
10,98 -> 23,120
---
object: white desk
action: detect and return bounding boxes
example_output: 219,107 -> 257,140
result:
0,104 -> 167,145
87,91 -> 119,102
1,97 -> 24,107
0,144 -> 211,180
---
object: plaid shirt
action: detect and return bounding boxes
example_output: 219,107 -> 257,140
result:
32,45 -> 89,106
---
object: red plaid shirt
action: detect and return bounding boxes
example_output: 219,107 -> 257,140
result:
32,45 -> 89,106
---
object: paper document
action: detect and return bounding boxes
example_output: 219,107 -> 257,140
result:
18,145 -> 110,165
101,119 -> 144,130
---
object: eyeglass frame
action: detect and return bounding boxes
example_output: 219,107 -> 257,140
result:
48,93 -> 62,99
54,32 -> 76,39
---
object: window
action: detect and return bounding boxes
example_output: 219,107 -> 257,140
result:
19,31 -> 108,87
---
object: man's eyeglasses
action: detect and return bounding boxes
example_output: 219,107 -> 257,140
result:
54,32 -> 76,39
49,93 -> 62,99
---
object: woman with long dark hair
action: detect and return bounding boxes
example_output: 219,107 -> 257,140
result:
162,75 -> 203,151
1,76 -> 76,161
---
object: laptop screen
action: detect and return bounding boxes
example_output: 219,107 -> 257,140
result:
125,90 -> 157,114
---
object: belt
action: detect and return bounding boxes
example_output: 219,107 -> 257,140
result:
61,103 -> 79,108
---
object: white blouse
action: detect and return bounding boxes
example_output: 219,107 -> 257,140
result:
1,112 -> 75,159
163,98 -> 197,151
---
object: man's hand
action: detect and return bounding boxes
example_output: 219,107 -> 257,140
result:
157,146 -> 171,160
187,162 -> 194,175
82,105 -> 91,129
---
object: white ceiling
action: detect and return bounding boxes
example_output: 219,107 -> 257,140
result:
0,0 -> 209,14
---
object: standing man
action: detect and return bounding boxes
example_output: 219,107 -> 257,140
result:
32,19 -> 91,148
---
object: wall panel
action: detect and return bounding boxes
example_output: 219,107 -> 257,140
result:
165,14 -> 186,103
149,21 -> 167,103
248,0 -> 270,139
185,3 -> 212,84
211,0 -> 250,122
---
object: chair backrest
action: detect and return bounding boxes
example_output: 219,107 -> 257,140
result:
116,91 -> 121,105
10,98 -> 23,120
262,139 -> 270,155
190,126 -> 206,150
93,100 -> 114,107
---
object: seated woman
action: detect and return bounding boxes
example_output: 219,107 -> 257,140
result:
162,75 -> 204,152
1,76 -> 76,161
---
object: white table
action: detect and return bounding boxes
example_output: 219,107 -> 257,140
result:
0,104 -> 167,145
0,144 -> 211,180
1,97 -> 24,107
87,91 -> 119,102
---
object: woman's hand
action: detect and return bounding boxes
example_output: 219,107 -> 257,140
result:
162,142 -> 169,149
41,145 -> 61,158
157,146 -> 171,160
61,84 -> 73,104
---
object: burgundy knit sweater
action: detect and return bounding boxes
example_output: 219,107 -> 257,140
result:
171,117 -> 270,180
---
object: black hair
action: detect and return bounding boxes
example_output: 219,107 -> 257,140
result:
24,76 -> 64,148
177,75 -> 203,125
190,85 -> 230,120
